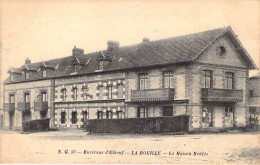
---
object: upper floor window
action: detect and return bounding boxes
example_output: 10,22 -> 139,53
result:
10,75 -> 14,81
250,90 -> 254,97
83,88 -> 88,100
118,84 -> 124,99
41,91 -> 47,102
72,65 -> 78,73
61,88 -> 67,101
163,71 -> 174,88
24,93 -> 30,103
107,86 -> 113,99
225,72 -> 234,89
98,60 -> 103,70
139,73 -> 148,90
9,94 -> 15,103
204,70 -> 213,88
42,70 -> 47,77
25,72 -> 30,80
72,87 -> 77,100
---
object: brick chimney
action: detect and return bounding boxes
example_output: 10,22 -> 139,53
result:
25,57 -> 31,64
107,40 -> 119,52
72,46 -> 84,56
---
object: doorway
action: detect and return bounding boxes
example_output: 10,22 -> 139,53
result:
224,105 -> 234,127
9,112 -> 14,130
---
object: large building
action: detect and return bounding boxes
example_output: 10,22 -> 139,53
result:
1,26 -> 258,132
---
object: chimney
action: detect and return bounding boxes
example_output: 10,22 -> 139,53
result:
143,37 -> 150,43
107,40 -> 119,52
72,46 -> 84,56
25,57 -> 31,64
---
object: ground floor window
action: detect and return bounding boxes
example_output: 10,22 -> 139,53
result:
83,111 -> 88,122
40,111 -> 47,119
61,112 -> 66,124
137,107 -> 148,118
163,106 -> 173,116
249,108 -> 259,126
22,112 -> 31,121
202,106 -> 213,127
97,111 -> 103,119
117,111 -> 123,118
72,112 -> 77,124
106,111 -> 112,119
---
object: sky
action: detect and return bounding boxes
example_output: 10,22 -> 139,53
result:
0,0 -> 259,84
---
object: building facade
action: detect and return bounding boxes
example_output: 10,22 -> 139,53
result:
1,26 -> 258,132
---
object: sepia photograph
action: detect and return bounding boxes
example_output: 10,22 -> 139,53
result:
0,0 -> 259,164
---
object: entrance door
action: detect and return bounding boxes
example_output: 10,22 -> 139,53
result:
0,115 -> 3,130
224,106 -> 234,127
202,106 -> 213,128
22,112 -> 31,121
40,111 -> 47,119
9,112 -> 14,130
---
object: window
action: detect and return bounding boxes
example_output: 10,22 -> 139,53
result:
9,94 -> 15,103
83,111 -> 88,122
137,107 -> 148,118
72,87 -> 77,100
41,92 -> 47,102
24,93 -> 30,103
106,111 -> 112,119
42,70 -> 47,77
204,70 -> 213,88
163,106 -> 173,116
202,106 -> 213,127
250,90 -> 254,97
98,60 -> 103,70
97,111 -> 103,119
61,112 -> 66,124
118,84 -> 124,98
25,72 -> 30,80
163,71 -> 174,88
72,112 -> 77,124
10,75 -> 14,81
225,72 -> 234,89
61,89 -> 67,101
72,65 -> 78,72
107,86 -> 113,99
117,111 -> 123,119
99,86 -> 104,99
83,88 -> 88,100
139,73 -> 148,90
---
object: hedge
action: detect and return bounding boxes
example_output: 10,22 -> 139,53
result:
22,118 -> 50,132
84,115 -> 189,134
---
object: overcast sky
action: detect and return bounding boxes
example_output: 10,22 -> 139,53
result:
1,0 -> 259,82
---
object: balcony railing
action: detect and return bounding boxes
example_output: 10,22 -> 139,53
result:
3,103 -> 15,111
17,102 -> 31,111
201,88 -> 243,102
131,88 -> 175,102
34,101 -> 48,111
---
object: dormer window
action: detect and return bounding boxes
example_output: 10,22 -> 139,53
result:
10,75 -> 14,81
42,70 -> 47,77
72,64 -> 79,73
25,72 -> 30,80
98,60 -> 103,70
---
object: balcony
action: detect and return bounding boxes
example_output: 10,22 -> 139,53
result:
3,103 -> 15,111
34,101 -> 48,111
17,102 -> 31,111
131,88 -> 175,102
201,88 -> 243,102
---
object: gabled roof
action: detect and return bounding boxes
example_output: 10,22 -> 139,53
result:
4,26 -> 258,84
8,67 -> 23,74
41,61 -> 58,69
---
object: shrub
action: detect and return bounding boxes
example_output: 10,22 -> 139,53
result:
84,115 -> 189,134
22,118 -> 50,132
